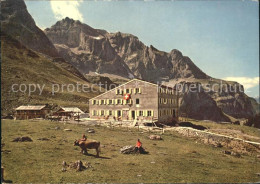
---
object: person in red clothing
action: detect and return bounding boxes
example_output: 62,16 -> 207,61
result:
136,139 -> 142,148
135,139 -> 142,153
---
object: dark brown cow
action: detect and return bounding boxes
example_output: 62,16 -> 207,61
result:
74,139 -> 101,157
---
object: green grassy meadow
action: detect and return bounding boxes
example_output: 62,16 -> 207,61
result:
1,119 -> 259,183
1,35 -> 102,115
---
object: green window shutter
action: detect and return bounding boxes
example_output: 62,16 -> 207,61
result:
139,88 -> 141,94
134,88 -> 136,94
124,89 -> 127,94
151,110 -> 154,116
129,88 -> 132,94
91,100 -> 94,105
123,100 -> 127,105
116,89 -> 118,94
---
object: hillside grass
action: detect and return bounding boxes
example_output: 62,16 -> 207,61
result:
187,118 -> 260,140
1,119 -> 259,183
1,36 -> 101,115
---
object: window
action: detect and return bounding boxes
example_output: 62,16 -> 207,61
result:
116,89 -> 121,95
101,110 -> 104,116
118,110 -> 121,117
135,88 -> 140,93
136,98 -> 140,105
109,100 -> 113,104
109,110 -> 112,116
100,100 -> 104,105
93,100 -> 96,105
117,99 -> 121,104
126,89 -> 130,93
93,110 -> 97,116
139,110 -> 143,116
147,110 -> 152,116
173,110 -> 176,117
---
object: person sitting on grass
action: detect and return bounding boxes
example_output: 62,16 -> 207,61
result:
135,139 -> 142,153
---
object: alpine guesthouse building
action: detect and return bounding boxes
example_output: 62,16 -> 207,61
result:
89,79 -> 179,123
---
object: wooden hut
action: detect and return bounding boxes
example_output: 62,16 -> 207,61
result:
15,105 -> 50,120
55,107 -> 84,120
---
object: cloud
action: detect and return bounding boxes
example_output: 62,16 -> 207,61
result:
50,0 -> 84,22
222,77 -> 259,89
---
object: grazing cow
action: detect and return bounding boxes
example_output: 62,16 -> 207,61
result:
74,139 -> 101,157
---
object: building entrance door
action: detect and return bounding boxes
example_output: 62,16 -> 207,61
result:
131,110 -> 135,120
122,110 -> 129,120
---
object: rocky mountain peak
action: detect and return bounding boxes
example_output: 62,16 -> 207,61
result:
1,0 -> 59,58
49,17 -> 82,30
169,49 -> 183,59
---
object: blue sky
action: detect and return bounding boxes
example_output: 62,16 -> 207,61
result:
25,0 -> 259,97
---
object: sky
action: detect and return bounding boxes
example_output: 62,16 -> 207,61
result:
25,0 -> 259,98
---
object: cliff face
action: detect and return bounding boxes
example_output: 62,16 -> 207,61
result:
1,0 -> 87,81
45,18 -> 209,81
107,32 -> 209,81
1,0 -> 59,57
45,18 -> 134,78
177,82 -> 230,122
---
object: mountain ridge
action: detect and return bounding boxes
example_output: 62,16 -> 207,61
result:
44,17 -> 258,122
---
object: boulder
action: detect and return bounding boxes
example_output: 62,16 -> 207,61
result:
12,136 -> 32,142
64,129 -> 72,131
120,145 -> 136,154
149,135 -> 162,140
87,128 -> 95,133
120,145 -> 149,154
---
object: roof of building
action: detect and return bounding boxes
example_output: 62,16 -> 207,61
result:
15,105 -> 46,111
58,107 -> 84,114
90,78 -> 177,100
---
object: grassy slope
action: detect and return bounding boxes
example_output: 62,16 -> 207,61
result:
1,119 -> 259,183
1,36 -> 102,115
187,118 -> 260,139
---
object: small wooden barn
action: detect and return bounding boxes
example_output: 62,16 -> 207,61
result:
55,107 -> 84,120
15,105 -> 50,120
